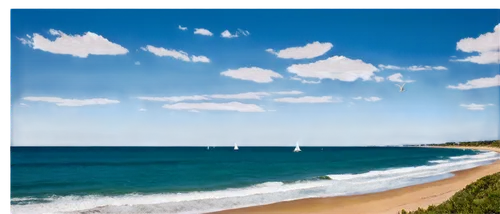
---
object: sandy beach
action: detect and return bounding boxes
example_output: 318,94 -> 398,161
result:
212,146 -> 500,214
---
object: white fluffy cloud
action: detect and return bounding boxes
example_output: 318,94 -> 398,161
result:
287,56 -> 379,82
452,51 -> 500,64
273,90 -> 303,95
163,102 -> 265,112
178,25 -> 188,31
18,29 -> 128,58
137,96 -> 209,102
23,97 -> 120,107
141,45 -> 190,61
454,24 -> 500,64
447,75 -> 500,90
302,79 -> 321,84
194,28 -> 213,36
221,67 -> 283,83
210,92 -> 270,100
460,103 -> 494,111
221,30 -> 238,38
378,64 -> 404,70
457,24 -> 500,53
274,96 -> 342,103
191,55 -> 211,63
352,96 -> 382,102
266,41 -> 333,59
386,73 -> 415,83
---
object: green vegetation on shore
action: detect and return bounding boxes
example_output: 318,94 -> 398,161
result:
423,140 -> 500,148
400,172 -> 500,214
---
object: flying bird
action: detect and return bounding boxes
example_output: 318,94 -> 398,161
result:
396,83 -> 406,92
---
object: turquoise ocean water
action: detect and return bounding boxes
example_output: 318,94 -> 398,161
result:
11,146 -> 500,214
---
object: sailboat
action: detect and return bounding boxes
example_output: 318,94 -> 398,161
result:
293,142 -> 301,152
207,146 -> 210,150
234,143 -> 239,151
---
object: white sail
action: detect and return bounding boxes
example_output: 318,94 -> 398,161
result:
207,146 -> 210,150
293,142 -> 301,152
234,143 -> 239,150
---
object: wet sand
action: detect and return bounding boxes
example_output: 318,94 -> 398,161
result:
212,146 -> 500,214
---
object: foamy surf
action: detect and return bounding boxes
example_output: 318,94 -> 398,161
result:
428,160 -> 449,164
11,151 -> 500,214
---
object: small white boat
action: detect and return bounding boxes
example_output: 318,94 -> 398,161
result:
207,146 -> 210,150
234,143 -> 239,151
293,142 -> 301,152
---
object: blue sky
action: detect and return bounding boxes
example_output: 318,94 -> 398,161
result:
10,9 -> 500,146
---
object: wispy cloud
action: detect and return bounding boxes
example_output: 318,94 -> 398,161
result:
386,73 -> 415,83
178,25 -> 188,31
191,55 -> 210,63
433,66 -> 448,70
141,45 -> 190,61
352,96 -> 382,102
364,97 -> 382,102
209,92 -> 270,100
221,67 -> 283,83
273,90 -> 303,95
163,102 -> 265,112
447,75 -> 500,90
378,64 -> 404,70
407,65 -> 433,71
301,79 -> 321,84
23,97 -> 120,107
137,96 -> 209,102
134,61 -> 141,65
460,103 -> 494,111
274,96 -> 342,103
373,76 -> 385,82
138,108 -> 147,112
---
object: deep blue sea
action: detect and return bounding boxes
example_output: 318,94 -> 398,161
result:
11,146 -> 500,214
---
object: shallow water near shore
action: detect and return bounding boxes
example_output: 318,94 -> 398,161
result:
11,146 -> 500,214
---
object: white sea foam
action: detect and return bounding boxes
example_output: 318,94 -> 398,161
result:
328,155 -> 499,181
449,151 -> 496,160
428,160 -> 449,164
11,180 -> 331,214
347,171 -> 436,185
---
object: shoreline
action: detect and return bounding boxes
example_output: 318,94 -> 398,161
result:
423,146 -> 500,153
211,146 -> 500,214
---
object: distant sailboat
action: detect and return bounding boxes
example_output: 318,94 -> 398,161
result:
293,142 -> 301,152
234,143 -> 239,151
207,146 -> 210,150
